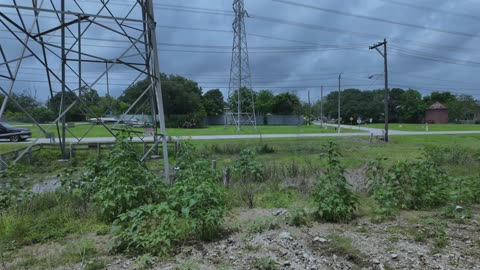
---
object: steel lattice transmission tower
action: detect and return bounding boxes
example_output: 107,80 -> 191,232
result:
0,0 -> 170,180
227,0 -> 256,131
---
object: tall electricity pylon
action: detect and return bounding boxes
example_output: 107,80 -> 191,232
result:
0,0 -> 170,180
227,0 -> 256,131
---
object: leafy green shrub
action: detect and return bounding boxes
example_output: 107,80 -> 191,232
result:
367,154 -> 451,222
79,137 -> 167,221
252,258 -> 279,270
289,208 -> 310,227
449,176 -> 480,205
233,149 -> 264,208
114,141 -> 227,255
313,142 -> 358,222
246,217 -> 280,234
132,253 -> 155,270
114,202 -> 190,256
172,159 -> 227,240
423,145 -> 473,166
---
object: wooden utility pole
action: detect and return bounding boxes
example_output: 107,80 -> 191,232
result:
308,90 -> 311,125
369,38 -> 389,142
337,74 -> 341,133
320,85 -> 323,127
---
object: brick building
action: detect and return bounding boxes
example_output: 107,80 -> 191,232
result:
425,102 -> 448,124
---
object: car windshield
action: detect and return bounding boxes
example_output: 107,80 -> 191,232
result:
1,123 -> 17,129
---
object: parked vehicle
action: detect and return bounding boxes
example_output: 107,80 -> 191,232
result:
89,117 -> 118,124
0,123 -> 32,142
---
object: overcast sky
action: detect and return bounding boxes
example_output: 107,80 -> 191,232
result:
1,0 -> 480,104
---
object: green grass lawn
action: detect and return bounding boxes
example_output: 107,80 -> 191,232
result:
15,123 -> 361,139
192,134 -> 480,177
365,123 -> 480,131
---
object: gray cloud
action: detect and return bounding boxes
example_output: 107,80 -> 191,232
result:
1,0 -> 480,104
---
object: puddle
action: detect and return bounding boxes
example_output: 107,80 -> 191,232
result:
31,177 -> 61,193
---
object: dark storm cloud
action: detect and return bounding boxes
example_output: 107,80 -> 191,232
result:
153,0 -> 480,101
1,0 -> 480,103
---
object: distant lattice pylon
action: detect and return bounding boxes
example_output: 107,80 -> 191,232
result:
227,0 -> 256,131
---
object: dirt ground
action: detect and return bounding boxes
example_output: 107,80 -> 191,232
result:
39,206 -> 478,270
5,207 -> 480,270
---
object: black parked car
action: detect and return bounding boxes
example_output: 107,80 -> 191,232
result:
0,123 -> 31,142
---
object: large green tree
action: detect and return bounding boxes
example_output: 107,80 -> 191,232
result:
227,87 -> 256,113
271,92 -> 302,115
255,89 -> 274,115
203,89 -> 224,116
119,74 -> 206,127
399,89 -> 423,123
47,91 -> 83,121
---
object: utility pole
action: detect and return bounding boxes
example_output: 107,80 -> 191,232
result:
337,74 -> 341,133
320,85 -> 323,127
308,89 -> 311,125
369,38 -> 389,142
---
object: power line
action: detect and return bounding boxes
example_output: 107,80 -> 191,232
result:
272,0 -> 480,39
379,0 -> 480,21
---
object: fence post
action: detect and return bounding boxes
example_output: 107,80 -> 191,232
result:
370,133 -> 373,144
211,160 -> 217,170
143,142 -> 147,155
27,149 -> 32,165
0,155 -> 6,170
223,167 -> 231,187
97,143 -> 101,156
69,144 -> 74,159
174,141 -> 180,156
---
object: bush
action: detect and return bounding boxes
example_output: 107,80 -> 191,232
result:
85,137 -> 167,221
367,153 -> 453,222
313,142 -> 358,222
172,159 -> 227,240
114,141 -> 227,255
289,208 -> 310,227
114,202 -> 190,256
449,175 -> 480,205
233,149 -> 264,208
423,145 -> 473,166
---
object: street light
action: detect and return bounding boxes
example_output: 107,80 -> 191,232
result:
368,74 -> 383,80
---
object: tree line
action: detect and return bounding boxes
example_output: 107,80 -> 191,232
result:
317,88 -> 479,124
1,73 -> 478,126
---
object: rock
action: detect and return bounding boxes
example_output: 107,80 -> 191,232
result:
372,258 -> 381,264
279,231 -> 293,240
391,254 -> 398,260
310,266 -> 317,270
283,261 -> 291,266
313,236 -> 328,243
455,205 -> 463,212
273,209 -> 286,216
229,256 -> 235,260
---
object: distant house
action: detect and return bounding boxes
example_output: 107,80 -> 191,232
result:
425,102 -> 449,124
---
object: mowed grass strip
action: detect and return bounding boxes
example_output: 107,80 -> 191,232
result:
365,123 -> 480,131
11,123 -> 362,139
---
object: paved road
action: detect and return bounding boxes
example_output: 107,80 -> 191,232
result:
321,122 -> 480,136
1,123 -> 480,146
